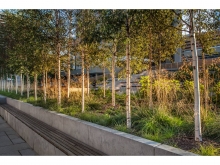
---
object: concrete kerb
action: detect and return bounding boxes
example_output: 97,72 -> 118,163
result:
155,144 -> 198,156
4,96 -> 197,156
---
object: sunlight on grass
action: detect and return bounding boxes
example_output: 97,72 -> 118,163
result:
191,144 -> 220,156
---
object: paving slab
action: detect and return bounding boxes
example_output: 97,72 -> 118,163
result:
0,116 -> 37,156
0,118 -> 5,124
0,142 -> 31,154
8,134 -> 20,140
0,132 -> 6,137
19,149 -> 37,156
11,138 -> 25,144
0,128 -> 14,133
5,130 -> 19,135
0,123 -> 10,129
0,136 -> 13,147
0,150 -> 21,156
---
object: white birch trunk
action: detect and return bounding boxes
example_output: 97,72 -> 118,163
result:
1,77 -> 2,91
0,77 -> 2,91
103,66 -> 106,98
26,73 -> 30,98
21,73 -> 23,96
4,79 -> 6,91
46,71 -> 48,98
3,79 -> 5,91
82,50 -> 85,112
112,44 -> 116,107
87,68 -> 90,95
34,73 -> 37,101
7,74 -> 9,92
67,13 -> 71,99
149,28 -> 153,109
10,74 -> 13,92
58,43 -> 61,105
190,10 -> 202,141
1,77 -> 3,91
43,71 -> 46,103
126,39 -> 131,129
67,50 -> 71,99
15,75 -> 18,94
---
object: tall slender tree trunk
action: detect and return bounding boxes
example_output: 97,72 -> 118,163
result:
190,10 -> 202,141
26,73 -> 30,98
54,73 -> 57,99
126,15 -> 131,129
55,10 -> 61,106
0,77 -> 2,91
43,71 -> 46,103
1,77 -> 3,91
11,74 -> 13,92
57,47 -> 61,105
34,73 -> 38,101
67,12 -> 72,99
20,73 -> 23,96
103,66 -> 106,98
67,47 -> 71,99
46,70 -> 48,97
4,79 -> 7,91
87,67 -> 90,95
112,43 -> 116,107
202,52 -> 208,110
3,78 -> 5,91
149,28 -> 153,109
82,50 -> 85,112
158,56 -> 161,80
15,75 -> 17,94
22,74 -> 24,95
6,74 -> 9,92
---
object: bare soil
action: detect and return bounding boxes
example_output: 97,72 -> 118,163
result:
166,135 -> 220,153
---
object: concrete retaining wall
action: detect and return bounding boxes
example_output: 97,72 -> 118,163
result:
0,96 -> 197,156
0,104 -> 65,155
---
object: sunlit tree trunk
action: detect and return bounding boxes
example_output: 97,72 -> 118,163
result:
55,10 -> 61,106
46,70 -> 48,97
149,28 -> 153,109
87,67 -> 90,95
10,74 -> 12,92
43,70 -> 46,103
54,72 -> 57,99
202,52 -> 208,110
7,74 -> 9,92
82,50 -> 85,112
67,47 -> 71,99
112,43 -> 116,107
67,11 -> 72,99
15,75 -> 17,94
126,15 -> 131,129
20,73 -> 23,96
190,10 -> 202,141
103,66 -> 106,98
34,73 -> 38,101
0,77 -> 2,91
57,47 -> 61,105
3,78 -> 5,92
26,73 -> 30,98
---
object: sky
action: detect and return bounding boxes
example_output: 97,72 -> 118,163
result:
1,0 -> 220,9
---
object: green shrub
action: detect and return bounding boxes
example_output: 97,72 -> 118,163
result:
132,108 -> 184,142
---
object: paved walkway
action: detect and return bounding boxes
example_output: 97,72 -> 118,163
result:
0,116 -> 37,156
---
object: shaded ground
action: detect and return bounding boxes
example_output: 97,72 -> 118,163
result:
166,135 -> 220,155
